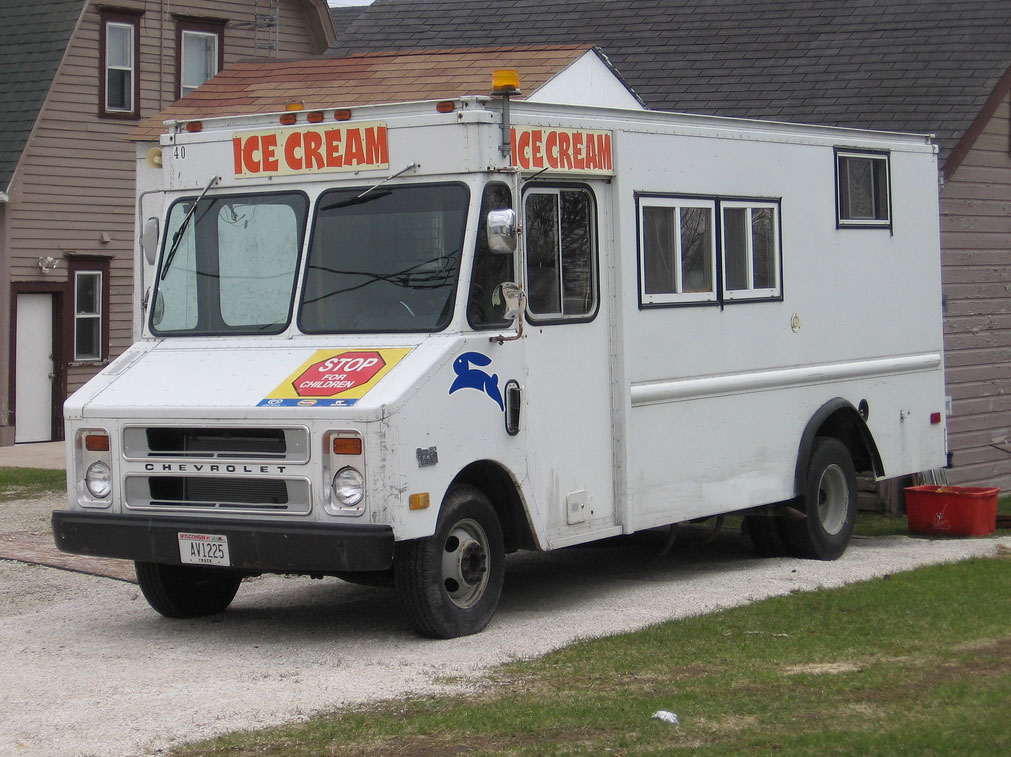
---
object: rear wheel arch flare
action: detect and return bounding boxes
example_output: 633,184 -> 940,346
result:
795,397 -> 883,496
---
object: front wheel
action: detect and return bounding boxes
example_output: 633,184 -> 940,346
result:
782,437 -> 858,560
395,485 -> 505,638
135,562 -> 242,618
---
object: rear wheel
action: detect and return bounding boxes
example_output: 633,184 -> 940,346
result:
782,437 -> 857,560
135,562 -> 242,618
395,485 -> 505,638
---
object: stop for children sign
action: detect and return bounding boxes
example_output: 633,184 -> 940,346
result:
259,348 -> 412,407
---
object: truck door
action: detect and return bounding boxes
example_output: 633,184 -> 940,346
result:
520,183 -> 617,544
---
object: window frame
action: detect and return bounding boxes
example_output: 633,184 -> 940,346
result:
67,257 -> 110,364
636,193 -> 784,309
98,9 -> 142,119
835,148 -> 892,229
637,195 -> 718,306
720,199 -> 783,302
175,17 -> 225,100
522,184 -> 600,325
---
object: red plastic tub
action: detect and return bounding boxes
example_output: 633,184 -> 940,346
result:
904,486 -> 1000,537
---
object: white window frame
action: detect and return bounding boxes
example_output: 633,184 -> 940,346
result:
720,200 -> 782,301
836,150 -> 891,228
638,197 -> 718,305
104,21 -> 135,113
180,29 -> 220,98
74,271 -> 103,362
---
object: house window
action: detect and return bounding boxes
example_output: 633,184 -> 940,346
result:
639,197 -> 717,305
722,201 -> 781,300
99,10 -> 141,118
637,195 -> 782,307
74,271 -> 103,361
836,150 -> 890,227
524,187 -> 597,321
177,19 -> 224,98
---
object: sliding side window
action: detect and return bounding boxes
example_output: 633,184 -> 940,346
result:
639,197 -> 717,305
524,187 -> 597,321
722,201 -> 781,300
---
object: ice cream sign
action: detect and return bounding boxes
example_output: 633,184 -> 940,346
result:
259,348 -> 411,407
510,127 -> 613,174
233,122 -> 388,178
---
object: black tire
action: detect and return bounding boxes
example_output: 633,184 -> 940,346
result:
394,485 -> 505,638
135,562 -> 242,618
743,513 -> 789,557
782,437 -> 857,560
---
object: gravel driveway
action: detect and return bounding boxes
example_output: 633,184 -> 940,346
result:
3,493 -> 1009,757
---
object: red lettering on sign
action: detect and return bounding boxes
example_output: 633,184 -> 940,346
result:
344,128 -> 364,166
326,129 -> 343,168
304,130 -> 324,170
284,132 -> 302,171
291,351 -> 386,397
261,133 -> 279,172
242,135 -> 261,174
365,126 -> 388,165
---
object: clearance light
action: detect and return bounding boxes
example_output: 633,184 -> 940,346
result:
332,437 -> 363,456
279,113 -> 297,126
307,111 -> 324,123
409,493 -> 430,511
84,433 -> 110,452
284,100 -> 305,111
333,109 -> 352,121
930,412 -> 942,425
185,121 -> 202,133
436,101 -> 455,114
492,68 -> 520,95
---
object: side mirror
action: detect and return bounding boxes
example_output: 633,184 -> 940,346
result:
493,281 -> 525,321
486,208 -> 517,254
142,217 -> 160,266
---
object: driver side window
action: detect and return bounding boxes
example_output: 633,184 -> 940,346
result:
467,182 -> 515,329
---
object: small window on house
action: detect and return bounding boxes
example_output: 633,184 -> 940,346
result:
177,19 -> 224,99
722,201 -> 781,300
836,150 -> 890,227
524,187 -> 597,321
639,198 -> 717,305
74,271 -> 103,361
100,10 -> 141,118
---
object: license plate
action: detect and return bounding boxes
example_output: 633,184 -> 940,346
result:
178,532 -> 230,567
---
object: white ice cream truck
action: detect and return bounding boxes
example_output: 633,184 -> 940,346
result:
53,69 -> 947,637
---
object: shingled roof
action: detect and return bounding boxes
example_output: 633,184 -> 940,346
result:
330,0 -> 1011,165
0,0 -> 85,193
130,44 -> 600,140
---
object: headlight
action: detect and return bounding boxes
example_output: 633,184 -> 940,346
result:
85,461 -> 113,499
331,466 -> 364,507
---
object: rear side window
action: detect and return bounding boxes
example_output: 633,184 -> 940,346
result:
836,150 -> 890,227
524,187 -> 597,321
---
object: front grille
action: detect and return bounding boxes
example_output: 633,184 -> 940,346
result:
123,426 -> 310,462
125,475 -> 311,514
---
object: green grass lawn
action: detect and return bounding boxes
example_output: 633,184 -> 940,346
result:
0,467 -> 66,500
175,553 -> 1011,756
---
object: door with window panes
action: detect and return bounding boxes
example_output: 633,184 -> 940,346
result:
520,183 -> 616,536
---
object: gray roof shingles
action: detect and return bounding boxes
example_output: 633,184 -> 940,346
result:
0,0 -> 85,193
330,0 -> 1011,162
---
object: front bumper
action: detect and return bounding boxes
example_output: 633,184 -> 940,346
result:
52,511 -> 394,573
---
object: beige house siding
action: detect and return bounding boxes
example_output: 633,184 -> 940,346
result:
941,93 -> 1011,488
3,1 -> 332,441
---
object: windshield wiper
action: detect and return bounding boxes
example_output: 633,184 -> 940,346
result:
319,162 -> 419,212
160,175 -> 220,281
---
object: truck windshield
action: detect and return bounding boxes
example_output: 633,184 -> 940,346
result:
299,183 -> 468,333
151,192 -> 308,335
